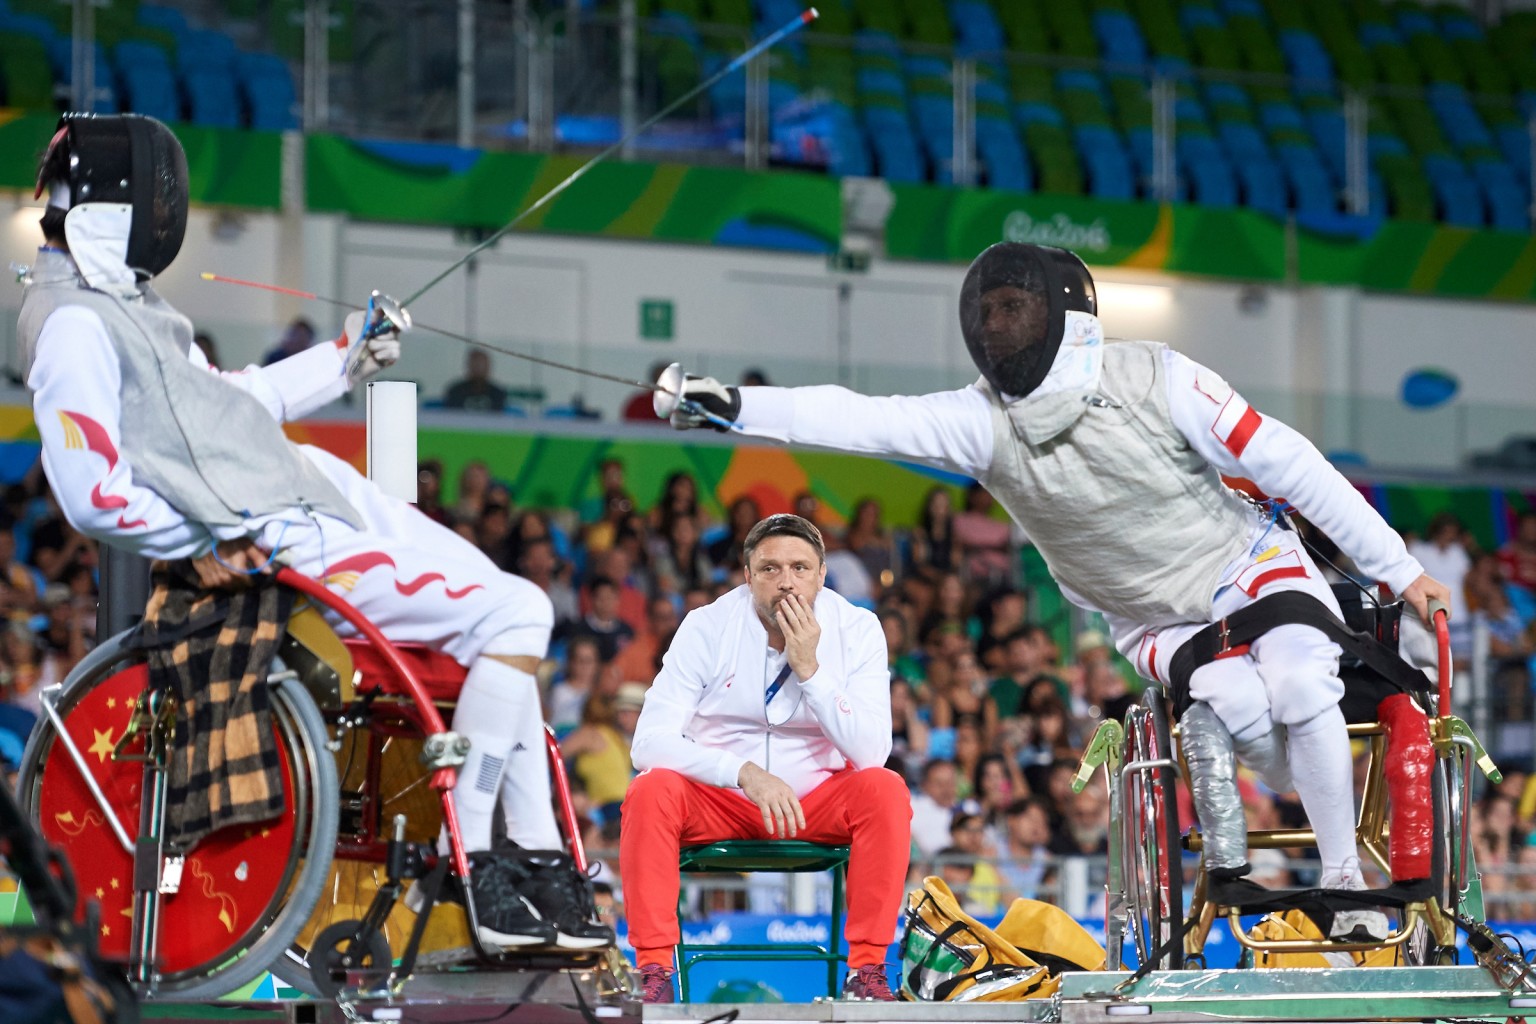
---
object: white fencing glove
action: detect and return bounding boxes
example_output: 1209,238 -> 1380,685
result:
341,308 -> 403,386
651,361 -> 740,431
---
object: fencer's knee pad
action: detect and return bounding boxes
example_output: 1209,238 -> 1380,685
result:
1178,702 -> 1248,877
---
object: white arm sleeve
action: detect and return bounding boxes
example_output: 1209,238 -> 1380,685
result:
1162,349 -> 1423,594
734,384 -> 995,479
29,308 -> 212,559
796,610 -> 893,769
629,610 -> 748,789
189,339 -> 348,422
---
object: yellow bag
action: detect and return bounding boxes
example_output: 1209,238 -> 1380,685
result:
899,877 -> 1105,1002
1247,909 -> 1403,968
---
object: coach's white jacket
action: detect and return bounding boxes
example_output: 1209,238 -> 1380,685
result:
630,584 -> 892,798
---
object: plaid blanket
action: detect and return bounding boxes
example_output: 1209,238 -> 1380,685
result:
134,562 -> 295,851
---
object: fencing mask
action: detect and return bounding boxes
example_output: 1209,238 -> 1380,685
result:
35,114 -> 189,291
958,242 -> 1097,398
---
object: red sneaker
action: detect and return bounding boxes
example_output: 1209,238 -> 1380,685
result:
842,963 -> 896,1001
639,964 -> 676,1004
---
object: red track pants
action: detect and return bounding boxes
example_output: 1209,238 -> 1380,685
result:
620,766 -> 912,970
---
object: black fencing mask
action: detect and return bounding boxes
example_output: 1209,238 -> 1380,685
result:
958,243 -> 1097,398
35,113 -> 189,278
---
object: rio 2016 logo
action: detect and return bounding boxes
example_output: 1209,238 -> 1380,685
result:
1003,211 -> 1112,252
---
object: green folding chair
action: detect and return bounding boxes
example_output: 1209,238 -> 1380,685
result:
675,840 -> 849,1002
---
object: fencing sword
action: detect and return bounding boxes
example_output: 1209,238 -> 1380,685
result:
401,6 -> 819,306
199,273 -> 741,429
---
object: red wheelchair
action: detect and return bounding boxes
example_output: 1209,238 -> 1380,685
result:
16,567 -> 622,1000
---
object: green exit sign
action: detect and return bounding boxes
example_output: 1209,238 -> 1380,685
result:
640,299 -> 674,341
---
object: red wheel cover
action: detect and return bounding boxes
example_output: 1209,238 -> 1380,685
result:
36,665 -> 301,974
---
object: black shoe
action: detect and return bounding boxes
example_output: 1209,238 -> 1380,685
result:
468,851 -> 559,949
514,850 -> 616,950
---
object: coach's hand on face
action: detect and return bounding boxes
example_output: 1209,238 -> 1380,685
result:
776,592 -> 821,681
738,762 -> 805,839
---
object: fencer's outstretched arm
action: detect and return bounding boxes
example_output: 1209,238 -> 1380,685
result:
793,609 -> 894,769
732,384 -> 996,479
189,310 -> 401,422
189,337 -> 349,422
30,307 -> 214,559
1161,349 -> 1423,596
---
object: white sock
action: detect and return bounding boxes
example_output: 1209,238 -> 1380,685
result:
1285,704 -> 1358,878
499,690 -> 564,850
442,658 -> 557,853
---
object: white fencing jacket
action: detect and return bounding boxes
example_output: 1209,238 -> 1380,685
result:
630,584 -> 892,798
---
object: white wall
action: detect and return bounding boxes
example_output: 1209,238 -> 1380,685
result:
2,200 -> 1531,469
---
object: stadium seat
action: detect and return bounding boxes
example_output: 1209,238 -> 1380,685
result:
1472,160 -> 1530,233
1423,154 -> 1485,228
1075,125 -> 1135,199
976,115 -> 1030,191
183,66 -> 241,127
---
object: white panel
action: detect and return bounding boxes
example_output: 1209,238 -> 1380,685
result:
1358,293 -> 1536,405
471,254 -> 583,346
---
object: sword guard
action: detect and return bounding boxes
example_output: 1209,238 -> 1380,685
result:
364,291 -> 412,340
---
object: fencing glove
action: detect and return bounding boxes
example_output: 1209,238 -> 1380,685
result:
340,309 -> 402,386
652,361 -> 740,431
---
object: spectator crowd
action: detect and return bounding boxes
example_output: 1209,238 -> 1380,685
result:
5,449 -> 1536,922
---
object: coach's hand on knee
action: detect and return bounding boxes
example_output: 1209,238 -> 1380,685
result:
738,762 -> 805,839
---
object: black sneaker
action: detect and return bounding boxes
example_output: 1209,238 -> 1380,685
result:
514,851 -> 616,950
468,852 -> 558,949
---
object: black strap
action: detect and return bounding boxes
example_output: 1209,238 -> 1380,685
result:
1166,592 -> 1431,717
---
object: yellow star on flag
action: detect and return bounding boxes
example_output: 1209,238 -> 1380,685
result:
95,887 -> 104,900
106,697 -> 116,709
88,728 -> 115,763
109,878 -> 120,890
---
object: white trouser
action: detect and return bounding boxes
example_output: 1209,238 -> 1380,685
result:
1109,525 -> 1344,740
255,445 -> 554,663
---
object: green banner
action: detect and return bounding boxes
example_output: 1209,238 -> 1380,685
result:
304,135 -> 840,249
0,112 -> 281,208
1294,220 -> 1536,300
882,185 -> 1290,281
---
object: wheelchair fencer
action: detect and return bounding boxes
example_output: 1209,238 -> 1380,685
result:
16,566 -> 630,1002
1075,582 -> 1526,980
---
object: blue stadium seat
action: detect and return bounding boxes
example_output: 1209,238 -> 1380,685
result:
244,72 -> 298,130
1124,125 -> 1153,179
183,66 -> 241,127
1014,101 -> 1063,127
1278,30 -> 1333,90
0,12 -> 55,42
949,0 -> 1004,56
855,67 -> 905,100
1472,160 -> 1528,232
177,28 -> 238,73
1276,143 -> 1336,214
119,63 -> 180,122
862,105 -> 924,182
1186,158 -> 1238,207
1305,107 -> 1346,181
903,55 -> 950,80
975,78 -> 1008,106
1425,84 -> 1492,150
1258,101 -> 1304,134
1055,69 -> 1106,99
1495,124 -> 1532,177
1218,122 -> 1270,161
137,3 -> 189,37
1236,161 -> 1287,218
1423,155 -> 1485,227
1074,125 -> 1135,199
1092,10 -> 1147,70
977,116 -> 1031,191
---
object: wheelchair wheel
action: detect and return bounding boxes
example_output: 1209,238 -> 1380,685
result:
17,630 -> 339,1000
1123,688 -> 1184,970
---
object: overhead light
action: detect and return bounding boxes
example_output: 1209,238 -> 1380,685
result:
1096,281 -> 1172,313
